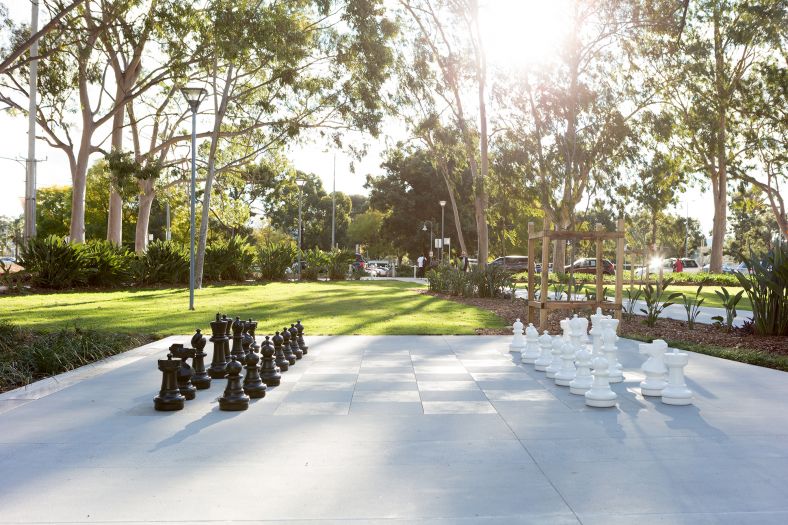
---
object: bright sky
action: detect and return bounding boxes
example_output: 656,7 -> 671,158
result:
0,0 -> 717,237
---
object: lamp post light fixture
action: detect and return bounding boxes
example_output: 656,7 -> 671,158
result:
422,221 -> 434,258
295,177 -> 307,281
180,85 -> 207,311
439,200 -> 447,261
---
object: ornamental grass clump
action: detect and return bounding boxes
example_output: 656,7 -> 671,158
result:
736,245 -> 788,336
19,235 -> 89,289
640,278 -> 683,327
256,241 -> 297,281
204,235 -> 255,281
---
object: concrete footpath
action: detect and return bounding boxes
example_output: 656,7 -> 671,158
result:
1,335 -> 787,524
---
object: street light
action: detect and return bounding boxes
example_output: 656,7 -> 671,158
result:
180,85 -> 207,311
439,200 -> 447,261
296,177 -> 307,280
421,221 -> 433,258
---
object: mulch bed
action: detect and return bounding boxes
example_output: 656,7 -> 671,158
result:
421,290 -> 788,355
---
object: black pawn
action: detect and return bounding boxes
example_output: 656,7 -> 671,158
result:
248,319 -> 260,354
242,349 -> 267,399
289,324 -> 303,360
260,336 -> 281,386
222,314 -> 232,360
273,331 -> 289,372
208,313 -> 229,379
281,327 -> 297,365
154,353 -> 185,411
219,356 -> 249,411
170,344 -> 197,400
242,320 -> 254,356
191,329 -> 211,389
295,320 -> 308,354
231,317 -> 246,361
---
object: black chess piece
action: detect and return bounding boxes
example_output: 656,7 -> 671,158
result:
242,348 -> 267,399
272,331 -> 289,372
281,327 -> 296,365
169,344 -> 197,400
242,320 -> 254,356
191,329 -> 211,389
222,314 -> 232,360
231,317 -> 246,361
288,324 -> 303,360
208,314 -> 229,379
259,336 -> 281,386
248,319 -> 260,354
154,353 -> 185,411
295,320 -> 308,354
219,356 -> 250,411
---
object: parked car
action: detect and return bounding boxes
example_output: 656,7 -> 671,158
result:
489,255 -> 529,273
565,258 -> 615,275
635,258 -> 700,278
365,260 -> 391,277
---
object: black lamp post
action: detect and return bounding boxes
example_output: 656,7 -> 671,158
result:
296,177 -> 307,280
439,200 -> 446,261
180,86 -> 207,311
421,221 -> 433,257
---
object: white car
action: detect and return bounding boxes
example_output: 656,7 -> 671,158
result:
634,258 -> 701,278
366,260 -> 392,277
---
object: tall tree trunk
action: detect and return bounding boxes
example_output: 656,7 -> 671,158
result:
438,161 -> 467,255
474,0 -> 489,265
107,88 -> 125,245
709,6 -> 727,272
70,144 -> 91,243
134,179 -> 155,253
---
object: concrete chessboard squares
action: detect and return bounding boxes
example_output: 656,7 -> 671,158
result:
1,333 -> 788,524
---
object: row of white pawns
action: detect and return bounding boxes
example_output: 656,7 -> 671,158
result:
509,309 -> 693,408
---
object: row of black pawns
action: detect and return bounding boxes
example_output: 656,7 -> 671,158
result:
154,314 -> 309,411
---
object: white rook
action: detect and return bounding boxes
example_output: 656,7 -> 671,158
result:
662,350 -> 693,405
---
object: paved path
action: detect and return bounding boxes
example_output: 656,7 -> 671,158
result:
1,335 -> 787,524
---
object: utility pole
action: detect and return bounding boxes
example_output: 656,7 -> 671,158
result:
331,154 -> 336,249
24,0 -> 40,241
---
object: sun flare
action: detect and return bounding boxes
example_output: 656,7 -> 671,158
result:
481,0 -> 569,70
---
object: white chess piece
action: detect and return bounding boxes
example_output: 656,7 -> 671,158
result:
589,307 -> 610,357
545,338 -> 563,379
509,318 -> 526,353
554,340 -> 577,387
534,331 -> 553,372
560,317 -> 571,343
569,315 -> 589,354
585,356 -> 618,408
570,346 -> 593,395
662,350 -> 693,405
639,339 -> 668,397
600,318 -> 623,383
521,323 -> 541,364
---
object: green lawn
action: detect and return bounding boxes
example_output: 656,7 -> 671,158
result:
0,280 -> 505,336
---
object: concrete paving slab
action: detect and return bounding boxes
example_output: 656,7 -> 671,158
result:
0,334 -> 786,524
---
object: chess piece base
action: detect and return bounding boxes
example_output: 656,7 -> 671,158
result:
508,344 -> 525,353
219,397 -> 249,411
521,357 -> 537,364
545,370 -> 558,379
555,376 -> 573,386
261,375 -> 281,387
192,375 -> 211,389
534,364 -> 547,372
208,366 -> 227,379
178,384 -> 196,400
584,395 -> 617,408
608,375 -> 624,384
244,384 -> 267,399
569,385 -> 590,395
154,396 -> 184,411
661,388 -> 692,405
640,381 -> 666,397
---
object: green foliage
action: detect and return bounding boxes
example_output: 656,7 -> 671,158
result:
256,241 -> 297,281
0,321 -> 149,392
204,236 -> 254,282
711,287 -> 745,332
81,240 -> 133,287
326,249 -> 355,280
301,248 -> 330,281
624,286 -> 643,319
735,245 -> 787,336
133,240 -> 189,284
681,281 -> 707,329
640,278 -> 683,327
19,235 -> 88,289
35,187 -> 71,238
427,264 -> 511,299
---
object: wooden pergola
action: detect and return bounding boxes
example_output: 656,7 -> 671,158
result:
526,219 -> 625,329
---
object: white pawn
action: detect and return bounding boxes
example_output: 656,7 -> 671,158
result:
601,318 -> 623,383
639,339 -> 668,397
545,338 -> 563,379
589,307 -> 610,357
569,346 -> 593,395
569,314 -> 587,351
534,331 -> 553,372
585,356 -> 618,408
554,341 -> 577,387
509,318 -> 526,353
521,323 -> 541,364
560,317 -> 572,343
662,350 -> 693,405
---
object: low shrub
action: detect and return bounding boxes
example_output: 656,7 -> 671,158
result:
19,235 -> 89,289
132,240 -> 188,284
81,240 -> 133,287
711,286 -> 744,332
428,264 -> 511,299
736,245 -> 788,336
256,241 -> 297,281
640,278 -> 683,327
204,235 -> 255,282
326,249 -> 355,280
301,248 -> 330,281
0,321 -> 151,392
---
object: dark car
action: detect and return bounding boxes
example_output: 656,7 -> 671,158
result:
489,255 -> 529,273
564,258 -> 615,275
